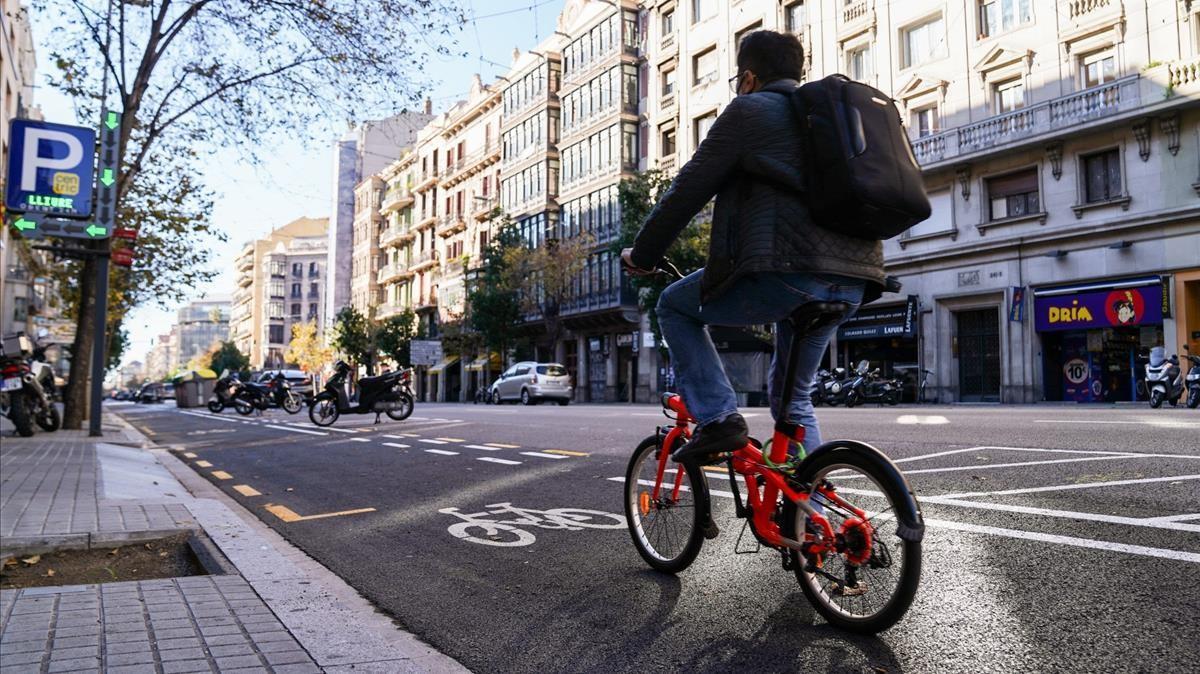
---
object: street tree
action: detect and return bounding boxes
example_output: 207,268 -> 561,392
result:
504,233 -> 592,358
43,0 -> 462,428
467,218 -> 525,365
283,321 -> 332,375
376,311 -> 417,368
614,170 -> 711,349
329,306 -> 372,373
208,341 -> 249,378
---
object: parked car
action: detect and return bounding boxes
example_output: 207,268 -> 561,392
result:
489,362 -> 572,406
257,369 -> 314,399
137,382 -> 166,403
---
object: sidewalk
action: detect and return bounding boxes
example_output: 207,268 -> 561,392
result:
0,415 -> 467,673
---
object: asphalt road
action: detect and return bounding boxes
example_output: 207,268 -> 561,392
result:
111,400 -> 1200,673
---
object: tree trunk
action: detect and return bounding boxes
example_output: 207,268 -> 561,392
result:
62,256 -> 97,429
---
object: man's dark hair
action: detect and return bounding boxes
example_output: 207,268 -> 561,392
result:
736,30 -> 804,83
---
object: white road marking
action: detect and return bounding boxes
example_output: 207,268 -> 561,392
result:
262,424 -> 328,436
1146,513 -> 1200,523
322,426 -> 360,434
477,457 -> 522,465
939,474 -> 1200,499
924,518 -> 1200,564
919,496 -> 1200,533
424,449 -> 459,456
836,454 -> 1140,480
464,444 -> 504,451
419,438 -> 449,445
896,415 -> 949,425
520,451 -> 568,460
350,437 -> 371,443
382,442 -> 410,449
382,434 -> 405,439
1035,419 -> 1200,429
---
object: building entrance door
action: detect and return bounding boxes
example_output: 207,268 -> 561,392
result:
956,308 -> 1000,402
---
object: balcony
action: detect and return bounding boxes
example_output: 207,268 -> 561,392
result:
415,212 -> 437,230
381,186 -> 414,212
473,196 -> 498,221
910,75 -> 1147,169
658,154 -> 677,176
377,263 -> 404,284
502,87 -> 552,128
842,0 -> 869,25
376,302 -> 402,319
235,255 -> 253,272
436,214 -> 467,238
415,294 -> 438,312
236,272 -> 253,288
415,168 -> 439,192
411,249 -> 438,272
561,288 -> 622,316
660,91 -> 675,111
379,225 -> 410,248
1063,0 -> 1117,24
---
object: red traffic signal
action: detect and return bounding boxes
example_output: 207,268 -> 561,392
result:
111,247 -> 135,267
113,227 -> 137,241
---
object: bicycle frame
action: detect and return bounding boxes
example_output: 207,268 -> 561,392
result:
654,395 -> 865,557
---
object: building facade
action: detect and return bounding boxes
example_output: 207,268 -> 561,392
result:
231,217 -> 329,370
174,297 -> 231,368
350,175 -> 386,315
326,112 -> 432,326
143,331 -> 177,383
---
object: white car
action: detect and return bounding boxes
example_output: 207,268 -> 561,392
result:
490,362 -> 572,406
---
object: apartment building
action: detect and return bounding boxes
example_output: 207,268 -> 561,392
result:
642,0 -> 1200,404
143,331 -> 177,382
230,217 -> 328,370
350,175 -> 386,315
174,297 -> 231,367
377,152 -> 419,320
327,112 -> 432,325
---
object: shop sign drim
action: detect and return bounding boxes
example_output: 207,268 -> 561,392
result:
1033,282 -> 1163,332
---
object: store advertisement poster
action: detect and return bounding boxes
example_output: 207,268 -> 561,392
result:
1034,283 -> 1163,332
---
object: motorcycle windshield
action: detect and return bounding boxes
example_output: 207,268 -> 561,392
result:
1149,346 -> 1165,368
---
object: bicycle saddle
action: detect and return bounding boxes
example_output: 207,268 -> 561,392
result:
788,302 -> 853,334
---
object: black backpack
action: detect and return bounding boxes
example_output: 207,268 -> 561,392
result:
777,75 -> 931,240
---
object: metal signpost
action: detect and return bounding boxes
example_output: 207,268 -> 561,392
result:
4,113 -> 119,436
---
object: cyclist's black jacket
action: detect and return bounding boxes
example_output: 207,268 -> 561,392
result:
630,78 -> 887,304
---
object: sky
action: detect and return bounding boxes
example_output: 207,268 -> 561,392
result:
27,0 -> 562,368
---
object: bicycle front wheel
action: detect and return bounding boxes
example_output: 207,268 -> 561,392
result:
787,444 -> 922,634
624,434 -> 708,573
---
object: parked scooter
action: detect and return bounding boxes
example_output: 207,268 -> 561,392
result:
1145,346 -> 1184,408
308,361 -> 415,426
812,367 -> 848,406
230,373 -> 303,415
207,370 -> 245,413
861,367 -> 903,406
0,332 -> 61,437
842,361 -> 871,408
1183,346 -> 1200,410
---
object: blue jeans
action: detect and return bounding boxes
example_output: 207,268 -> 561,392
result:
657,270 -> 864,452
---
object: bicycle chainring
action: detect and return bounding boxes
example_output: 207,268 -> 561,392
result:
838,517 -> 873,566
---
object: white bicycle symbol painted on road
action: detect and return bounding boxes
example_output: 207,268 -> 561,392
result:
439,502 -> 625,546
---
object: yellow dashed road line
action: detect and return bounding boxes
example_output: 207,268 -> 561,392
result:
211,470 -> 233,480
264,504 -> 377,523
194,460 -> 212,468
182,452 -> 197,459
233,484 -> 261,497
544,449 -> 588,457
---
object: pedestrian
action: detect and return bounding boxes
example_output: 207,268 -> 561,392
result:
621,30 -> 891,462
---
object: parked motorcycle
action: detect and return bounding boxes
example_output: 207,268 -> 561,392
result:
207,370 -> 245,413
308,361 -> 415,426
1,333 -> 61,437
230,373 -> 303,416
842,361 -> 871,408
1183,347 -> 1200,410
811,367 -> 847,406
1145,346 -> 1184,408
861,367 -> 903,406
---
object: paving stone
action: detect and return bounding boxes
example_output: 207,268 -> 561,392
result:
254,639 -> 301,653
262,650 -> 313,666
269,663 -> 321,674
105,649 -> 158,667
0,638 -> 50,654
46,644 -> 99,660
53,624 -> 103,638
104,630 -> 151,644
158,647 -> 208,662
51,634 -> 100,649
104,640 -> 153,655
161,659 -> 215,674
247,630 -> 292,645
46,656 -> 101,672
155,636 -> 202,651
153,627 -> 200,640
106,665 -> 159,674
207,643 -> 256,658
200,633 -> 248,647
0,650 -> 46,667
213,654 -> 265,670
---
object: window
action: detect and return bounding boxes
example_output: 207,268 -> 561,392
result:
290,303 -> 301,317
12,296 -> 27,322
269,325 -> 285,344
662,8 -> 674,37
1080,50 -> 1117,89
309,304 -> 319,319
979,0 -> 1033,38
994,78 -> 1024,114
912,107 -> 939,138
309,262 -> 319,277
734,21 -> 762,53
694,111 -> 717,148
661,127 -> 676,156
906,188 -> 953,238
902,16 -> 946,69
661,66 -> 676,96
986,168 -> 1039,221
693,47 -> 718,86
309,282 -> 319,297
290,283 -> 301,298
692,0 -> 714,23
269,281 -> 284,298
291,262 -> 302,276
267,301 -> 284,319
785,2 -> 806,34
846,44 -> 873,82
1082,149 -> 1122,203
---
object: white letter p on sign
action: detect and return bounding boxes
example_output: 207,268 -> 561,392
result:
20,128 -> 84,192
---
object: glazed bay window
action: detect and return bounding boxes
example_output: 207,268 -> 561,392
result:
661,66 -> 676,97
269,325 -> 285,344
846,44 -> 872,82
986,168 -> 1039,221
694,111 -> 717,149
912,106 -> 939,138
1081,50 -> 1117,89
662,8 -> 675,40
901,15 -> 946,69
785,2 -> 806,34
693,47 -> 718,86
994,78 -> 1024,114
979,0 -> 1033,38
1082,149 -> 1122,204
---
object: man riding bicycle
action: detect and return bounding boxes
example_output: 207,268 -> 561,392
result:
621,30 -> 888,464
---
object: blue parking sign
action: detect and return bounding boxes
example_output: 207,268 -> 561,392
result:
5,119 -> 96,218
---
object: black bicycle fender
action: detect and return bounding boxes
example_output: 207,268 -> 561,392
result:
802,440 -> 925,542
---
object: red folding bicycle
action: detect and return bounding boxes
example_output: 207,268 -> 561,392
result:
622,299 -> 925,633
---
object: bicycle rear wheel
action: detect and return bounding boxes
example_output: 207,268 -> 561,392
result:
623,434 -> 708,573
787,443 -> 922,633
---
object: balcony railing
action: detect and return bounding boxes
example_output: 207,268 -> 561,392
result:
377,263 -> 400,284
658,154 -> 677,175
411,249 -> 438,271
910,76 -> 1139,167
1065,0 -> 1112,20
381,186 -> 414,212
562,288 -> 622,315
473,196 -> 498,221
437,214 -> 467,237
843,0 -> 869,24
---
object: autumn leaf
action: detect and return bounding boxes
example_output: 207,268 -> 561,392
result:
21,555 -> 41,566
46,569 -> 55,577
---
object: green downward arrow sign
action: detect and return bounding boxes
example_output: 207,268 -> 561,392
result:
105,112 -> 118,130
100,168 -> 115,187
13,217 -> 36,231
86,224 -> 107,237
